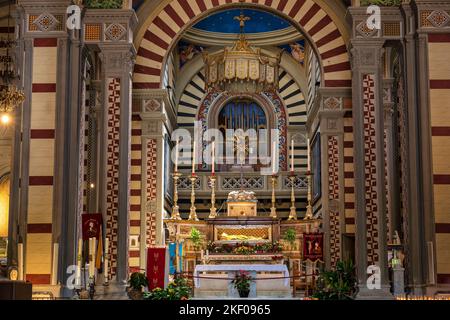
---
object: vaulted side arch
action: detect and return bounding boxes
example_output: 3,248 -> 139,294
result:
133,0 -> 351,89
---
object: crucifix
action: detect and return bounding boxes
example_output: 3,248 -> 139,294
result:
234,13 -> 251,33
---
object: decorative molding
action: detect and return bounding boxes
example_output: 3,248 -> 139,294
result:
427,10 -> 450,28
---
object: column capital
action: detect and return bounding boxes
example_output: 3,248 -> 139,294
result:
98,45 -> 136,77
133,89 -> 176,134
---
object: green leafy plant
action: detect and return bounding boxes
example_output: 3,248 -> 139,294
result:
190,227 -> 202,252
283,228 -> 297,250
143,277 -> 191,300
84,0 -> 123,9
128,271 -> 148,291
312,260 -> 357,300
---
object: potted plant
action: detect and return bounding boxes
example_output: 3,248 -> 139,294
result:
190,227 -> 202,262
127,271 -> 148,300
143,277 -> 192,300
312,260 -> 357,300
283,228 -> 297,251
231,271 -> 253,298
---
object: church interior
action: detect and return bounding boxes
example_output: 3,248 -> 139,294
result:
0,0 -> 450,301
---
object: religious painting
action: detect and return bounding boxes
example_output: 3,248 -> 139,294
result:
279,40 -> 305,65
311,132 -> 322,202
178,41 -> 204,67
81,213 -> 102,240
303,233 -> 324,261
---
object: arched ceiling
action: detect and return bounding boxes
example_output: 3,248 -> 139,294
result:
133,0 -> 352,89
193,8 -> 290,34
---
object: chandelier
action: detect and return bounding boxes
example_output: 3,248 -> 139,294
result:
0,2 -> 24,115
203,13 -> 282,95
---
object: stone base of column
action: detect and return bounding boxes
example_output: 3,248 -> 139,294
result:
355,284 -> 394,300
94,280 -> 129,300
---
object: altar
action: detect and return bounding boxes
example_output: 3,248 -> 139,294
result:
164,153 -> 323,298
193,264 -> 290,298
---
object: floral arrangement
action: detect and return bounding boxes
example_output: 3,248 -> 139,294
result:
231,271 -> 253,297
207,241 -> 283,255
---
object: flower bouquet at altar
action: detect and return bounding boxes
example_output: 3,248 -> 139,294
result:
231,271 -> 254,298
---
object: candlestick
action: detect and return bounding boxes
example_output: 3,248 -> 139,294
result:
192,141 -> 196,174
171,172 -> 182,219
288,175 -> 297,220
270,175 -> 277,218
291,139 -> 295,171
208,175 -> 217,218
189,174 -> 198,221
104,237 -> 109,285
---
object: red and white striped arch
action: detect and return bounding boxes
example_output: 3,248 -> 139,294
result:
133,0 -> 351,89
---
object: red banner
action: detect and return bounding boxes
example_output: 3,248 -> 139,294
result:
147,247 -> 167,290
81,213 -> 102,241
303,233 -> 324,261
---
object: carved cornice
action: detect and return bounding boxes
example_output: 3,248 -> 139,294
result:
133,88 -> 176,133
347,6 -> 404,39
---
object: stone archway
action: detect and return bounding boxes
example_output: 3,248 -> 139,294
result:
132,0 -> 351,89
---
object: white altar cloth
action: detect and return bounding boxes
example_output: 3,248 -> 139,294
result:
193,264 -> 290,287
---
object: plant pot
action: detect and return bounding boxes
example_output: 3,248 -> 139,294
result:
238,289 -> 250,298
127,288 -> 144,300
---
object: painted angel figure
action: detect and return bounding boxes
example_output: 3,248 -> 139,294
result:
289,43 -> 305,63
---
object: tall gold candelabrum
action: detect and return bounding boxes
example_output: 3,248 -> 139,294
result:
270,174 -> 277,218
288,174 -> 297,220
304,170 -> 313,220
171,172 -> 182,220
189,174 -> 198,221
208,175 -> 217,218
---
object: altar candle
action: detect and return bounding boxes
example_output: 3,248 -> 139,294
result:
291,139 -> 294,173
89,238 -> 96,278
307,138 -> 311,172
75,238 -> 82,287
192,141 -> 196,174
174,142 -> 178,172
272,141 -> 277,174
211,141 -> 215,174
104,237 -> 109,281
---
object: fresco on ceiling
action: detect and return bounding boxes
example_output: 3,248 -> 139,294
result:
193,9 -> 291,34
279,40 -> 306,65
178,41 -> 204,68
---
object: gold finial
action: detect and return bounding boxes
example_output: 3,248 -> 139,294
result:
234,13 -> 251,32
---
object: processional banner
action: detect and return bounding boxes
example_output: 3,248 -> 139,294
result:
147,247 -> 169,289
81,213 -> 102,240
303,233 -> 324,261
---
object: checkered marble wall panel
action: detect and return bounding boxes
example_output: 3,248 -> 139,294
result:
328,136 -> 341,267
106,78 -> 121,276
384,130 -> 391,243
129,116 -> 142,272
363,74 -> 379,265
343,111 -> 355,233
146,139 -> 158,247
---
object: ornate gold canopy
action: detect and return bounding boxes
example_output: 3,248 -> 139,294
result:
203,14 -> 282,95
